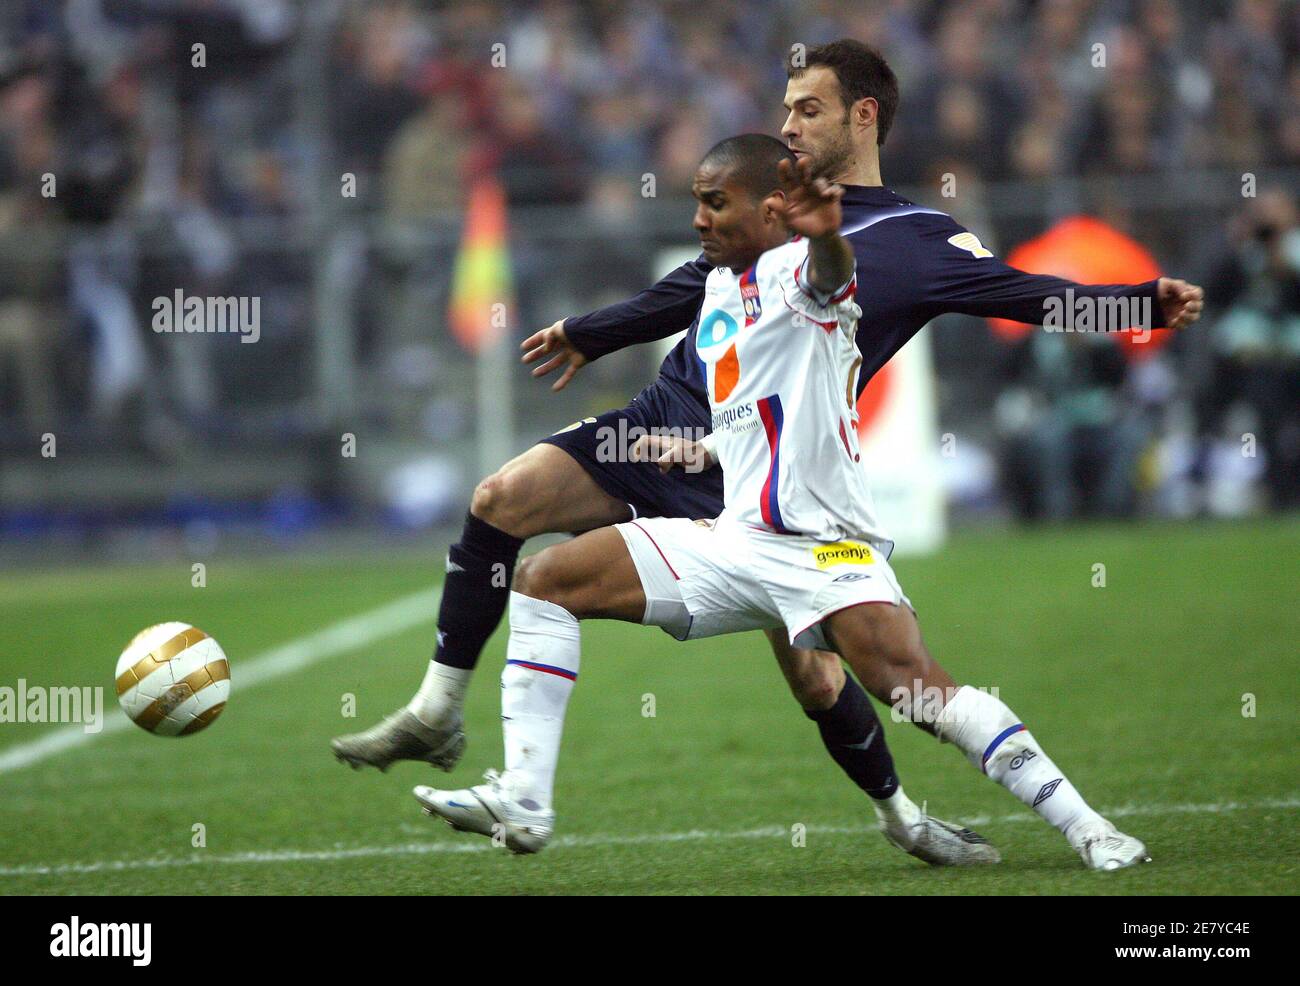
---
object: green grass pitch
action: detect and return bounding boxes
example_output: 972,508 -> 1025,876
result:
1,517 -> 1296,895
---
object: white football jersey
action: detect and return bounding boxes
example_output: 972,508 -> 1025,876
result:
698,237 -> 890,546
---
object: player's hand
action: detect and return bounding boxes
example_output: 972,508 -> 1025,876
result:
776,155 -> 844,241
1156,278 -> 1205,330
630,433 -> 716,474
521,319 -> 588,392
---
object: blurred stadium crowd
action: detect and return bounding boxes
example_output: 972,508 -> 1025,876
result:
0,0 -> 1296,541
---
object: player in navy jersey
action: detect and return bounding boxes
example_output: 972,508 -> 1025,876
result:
334,40 -> 1202,867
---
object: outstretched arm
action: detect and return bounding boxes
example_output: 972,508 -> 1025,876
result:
917,218 -> 1204,331
521,255 -> 713,390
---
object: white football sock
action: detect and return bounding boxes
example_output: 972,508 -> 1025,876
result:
499,591 -> 580,813
872,786 -> 922,828
936,686 -> 1102,845
406,660 -> 472,729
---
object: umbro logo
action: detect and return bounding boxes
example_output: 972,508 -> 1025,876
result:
840,723 -> 878,751
1033,778 -> 1062,807
832,573 -> 872,583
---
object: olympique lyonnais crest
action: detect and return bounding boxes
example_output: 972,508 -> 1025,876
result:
740,266 -> 761,324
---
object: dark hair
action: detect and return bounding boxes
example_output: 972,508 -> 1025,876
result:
787,39 -> 899,146
699,133 -> 796,199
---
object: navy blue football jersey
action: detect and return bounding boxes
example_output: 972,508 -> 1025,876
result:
562,185 -> 1163,429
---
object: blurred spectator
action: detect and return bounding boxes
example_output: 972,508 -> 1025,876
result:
1074,27 -> 1163,175
1283,64 -> 1300,164
0,58 -> 61,431
1200,189 -> 1300,510
384,95 -> 472,218
331,3 -> 428,205
42,53 -> 145,428
996,331 -> 1150,520
487,74 -> 585,207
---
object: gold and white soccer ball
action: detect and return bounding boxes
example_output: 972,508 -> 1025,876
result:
115,623 -> 229,736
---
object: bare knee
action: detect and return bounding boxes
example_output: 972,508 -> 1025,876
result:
512,552 -> 550,601
513,550 -> 580,614
471,469 -> 531,536
775,643 -> 844,711
796,652 -> 846,709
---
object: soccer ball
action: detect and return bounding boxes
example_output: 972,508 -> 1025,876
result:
115,622 -> 230,736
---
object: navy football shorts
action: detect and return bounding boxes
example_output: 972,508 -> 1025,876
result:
538,383 -> 724,521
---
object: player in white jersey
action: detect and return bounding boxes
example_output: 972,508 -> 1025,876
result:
704,237 -> 876,545
630,221 -> 912,651
415,135 -> 1148,871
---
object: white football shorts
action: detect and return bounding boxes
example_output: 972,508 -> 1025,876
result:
613,513 -> 912,651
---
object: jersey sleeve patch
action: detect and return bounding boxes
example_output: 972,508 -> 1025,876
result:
947,231 -> 993,258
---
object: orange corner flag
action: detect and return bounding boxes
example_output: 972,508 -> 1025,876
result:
449,177 -> 514,353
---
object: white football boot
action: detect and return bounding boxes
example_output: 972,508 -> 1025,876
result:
331,709 -> 465,772
1070,818 -> 1151,870
414,769 -> 554,854
876,802 -> 1002,866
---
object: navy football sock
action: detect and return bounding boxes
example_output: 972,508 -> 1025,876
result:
805,673 -> 899,800
433,512 -> 525,670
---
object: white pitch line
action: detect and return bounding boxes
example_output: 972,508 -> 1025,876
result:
0,587 -> 440,775
1,797 -> 1295,879
957,796 -> 1300,827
